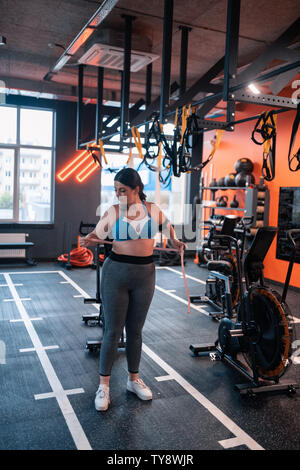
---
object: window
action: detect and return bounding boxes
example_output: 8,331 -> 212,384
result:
0,105 -> 55,223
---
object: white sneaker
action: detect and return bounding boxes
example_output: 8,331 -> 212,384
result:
127,378 -> 152,401
95,384 -> 110,411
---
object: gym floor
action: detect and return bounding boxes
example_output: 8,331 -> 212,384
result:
0,259 -> 299,451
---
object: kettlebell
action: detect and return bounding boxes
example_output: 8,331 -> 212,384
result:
216,195 -> 228,207
230,195 -> 239,208
209,178 -> 217,190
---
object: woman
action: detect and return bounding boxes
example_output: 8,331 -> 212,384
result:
80,168 -> 185,411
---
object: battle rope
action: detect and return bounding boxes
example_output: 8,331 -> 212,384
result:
58,237 -> 103,267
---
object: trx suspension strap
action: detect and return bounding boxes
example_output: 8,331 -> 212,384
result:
288,103 -> 300,172
190,129 -> 224,172
251,111 -> 277,181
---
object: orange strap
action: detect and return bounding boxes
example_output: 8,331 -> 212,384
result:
131,126 -> 144,159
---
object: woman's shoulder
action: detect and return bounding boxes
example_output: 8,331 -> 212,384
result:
144,201 -> 155,213
101,204 -> 120,223
144,201 -> 161,222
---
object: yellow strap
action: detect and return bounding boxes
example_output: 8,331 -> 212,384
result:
263,113 -> 277,154
210,129 -> 224,157
126,137 -> 133,165
98,139 -> 108,165
158,124 -> 164,168
180,106 -> 188,144
131,126 -> 144,159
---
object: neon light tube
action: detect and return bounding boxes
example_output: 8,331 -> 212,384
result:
76,160 -> 100,182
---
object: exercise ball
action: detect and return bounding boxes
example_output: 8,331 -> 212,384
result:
235,172 -> 255,187
234,158 -> 254,174
224,172 -> 236,187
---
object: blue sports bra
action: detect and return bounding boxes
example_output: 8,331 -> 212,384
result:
111,201 -> 159,241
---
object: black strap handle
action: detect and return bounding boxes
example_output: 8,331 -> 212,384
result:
288,103 -> 300,172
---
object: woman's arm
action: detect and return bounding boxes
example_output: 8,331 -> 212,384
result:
79,205 -> 118,247
148,203 -> 186,250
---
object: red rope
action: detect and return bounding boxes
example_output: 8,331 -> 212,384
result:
57,246 -> 94,267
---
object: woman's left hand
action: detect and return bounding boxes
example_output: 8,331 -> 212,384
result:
171,239 -> 187,251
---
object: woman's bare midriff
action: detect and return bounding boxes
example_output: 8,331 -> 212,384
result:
112,239 -> 155,256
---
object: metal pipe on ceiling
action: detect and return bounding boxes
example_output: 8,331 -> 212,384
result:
160,0 -> 174,123
44,0 -> 120,81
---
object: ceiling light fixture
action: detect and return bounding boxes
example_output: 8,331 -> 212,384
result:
248,83 -> 260,94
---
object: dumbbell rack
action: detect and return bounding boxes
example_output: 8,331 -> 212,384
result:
197,180 -> 270,245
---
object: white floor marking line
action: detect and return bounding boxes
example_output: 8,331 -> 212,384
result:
35,388 -> 85,400
3,273 -> 92,451
20,345 -> 59,353
3,297 -> 31,302
0,283 -> 23,287
11,317 -> 43,323
155,285 -> 210,317
73,294 -> 84,298
155,375 -> 174,382
58,271 -> 99,308
60,281 -> 70,284
0,270 -> 60,275
55,270 -> 263,451
218,437 -> 244,449
142,343 -> 263,451
159,266 -> 206,285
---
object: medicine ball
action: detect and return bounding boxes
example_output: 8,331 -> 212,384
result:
224,172 -> 236,187
235,172 -> 255,187
234,158 -> 254,174
217,177 -> 226,188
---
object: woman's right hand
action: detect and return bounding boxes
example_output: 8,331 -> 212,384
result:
79,234 -> 102,247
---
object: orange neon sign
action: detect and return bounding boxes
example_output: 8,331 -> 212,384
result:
57,142 -> 100,182
76,160 -> 100,183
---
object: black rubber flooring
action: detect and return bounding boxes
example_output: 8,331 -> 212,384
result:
0,260 -> 299,452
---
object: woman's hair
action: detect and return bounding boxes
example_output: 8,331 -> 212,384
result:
114,168 -> 146,201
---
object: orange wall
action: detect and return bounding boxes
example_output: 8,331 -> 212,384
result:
202,104 -> 300,288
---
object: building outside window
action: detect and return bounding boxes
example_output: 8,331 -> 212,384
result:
0,105 -> 55,223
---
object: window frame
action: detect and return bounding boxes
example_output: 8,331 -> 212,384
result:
0,104 -> 56,225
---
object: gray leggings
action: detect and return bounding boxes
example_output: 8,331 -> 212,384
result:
99,256 -> 155,376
